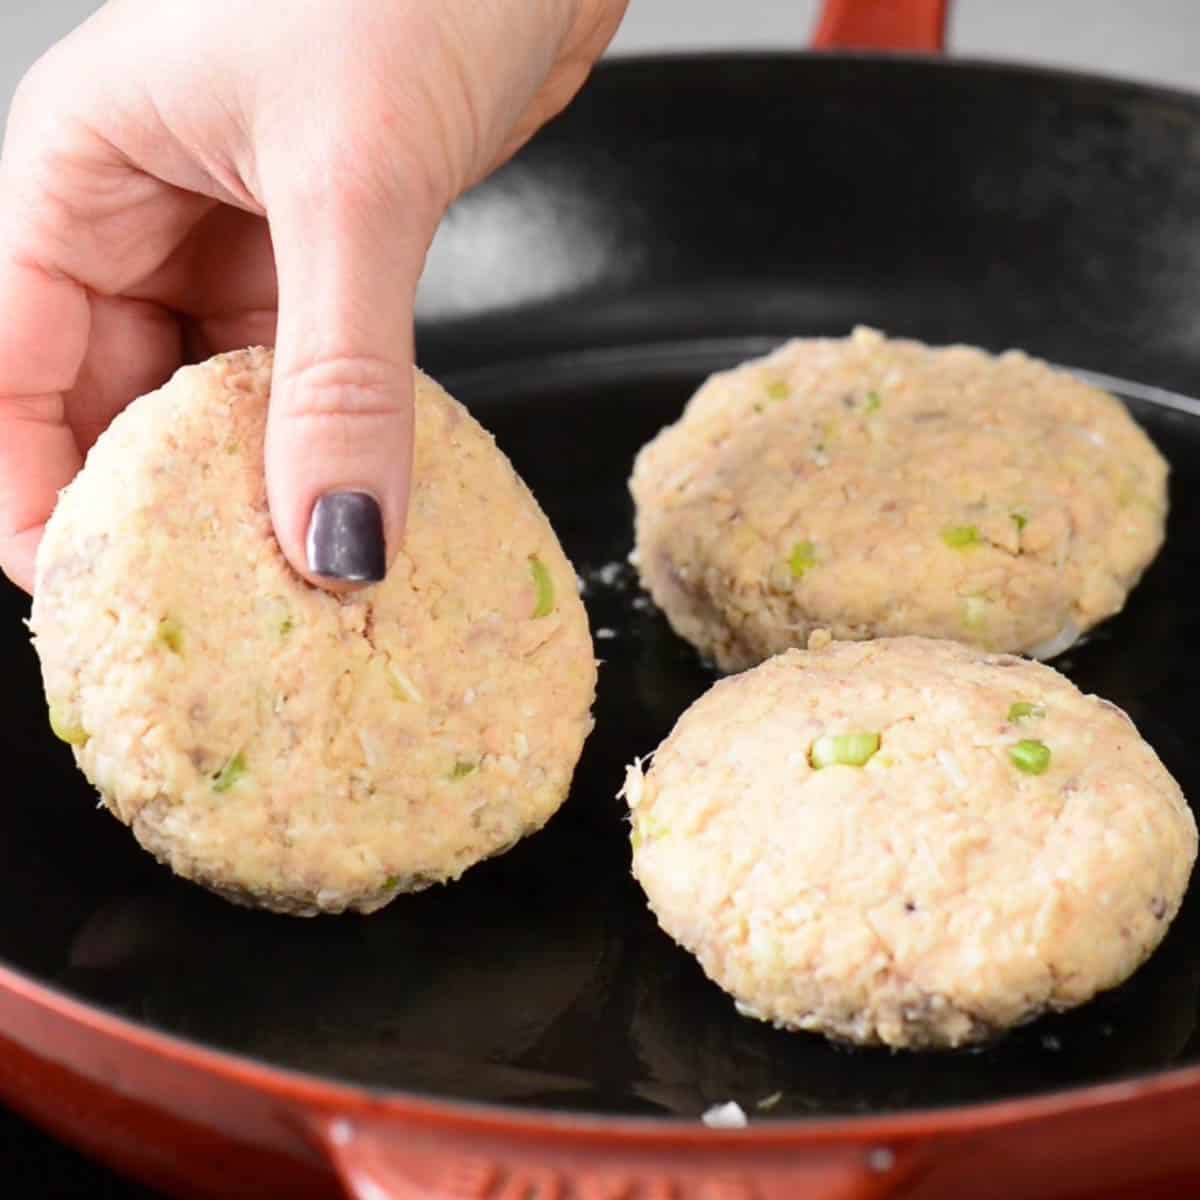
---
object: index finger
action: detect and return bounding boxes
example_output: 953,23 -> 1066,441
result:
0,239 -> 89,593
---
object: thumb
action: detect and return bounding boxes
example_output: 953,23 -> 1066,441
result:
264,174 -> 437,589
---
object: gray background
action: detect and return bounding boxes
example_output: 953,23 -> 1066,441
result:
1,0 -> 1198,124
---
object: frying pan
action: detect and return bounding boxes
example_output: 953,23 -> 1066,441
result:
5,1 -> 1200,1196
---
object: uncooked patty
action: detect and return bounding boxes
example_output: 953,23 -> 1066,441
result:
623,635 -> 1195,1049
31,349 -> 596,916
631,328 -> 1168,672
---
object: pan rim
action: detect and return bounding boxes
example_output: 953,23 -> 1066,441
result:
594,47 -> 1200,112
436,336 -> 1200,422
5,949 -> 1200,1140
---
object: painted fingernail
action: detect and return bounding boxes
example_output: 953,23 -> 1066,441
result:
306,492 -> 386,582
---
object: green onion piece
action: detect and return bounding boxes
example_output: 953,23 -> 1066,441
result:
48,705 -> 88,747
386,663 -> 422,704
449,760 -> 478,780
864,391 -> 882,413
1009,739 -> 1051,775
810,732 -> 881,769
1011,511 -> 1028,532
1007,701 -> 1046,723
212,751 -> 247,793
766,379 -> 789,401
941,525 -> 981,550
788,540 -> 818,579
383,874 -> 402,891
529,555 -> 555,618
963,597 -> 988,629
279,616 -> 294,637
631,814 -> 668,848
157,617 -> 183,654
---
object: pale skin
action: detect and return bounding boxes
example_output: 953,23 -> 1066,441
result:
0,0 -> 628,594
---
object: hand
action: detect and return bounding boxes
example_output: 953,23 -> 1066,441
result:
0,0 -> 626,592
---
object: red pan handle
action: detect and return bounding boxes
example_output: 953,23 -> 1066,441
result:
812,0 -> 948,52
309,1113 -> 924,1200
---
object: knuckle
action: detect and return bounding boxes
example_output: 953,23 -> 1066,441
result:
2,392 -> 66,429
9,57 -> 52,120
8,42 -> 73,134
260,96 -> 447,235
277,353 -> 407,422
285,144 -> 443,237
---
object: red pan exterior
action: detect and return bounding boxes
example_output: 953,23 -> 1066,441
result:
6,1 -> 1200,1197
4,959 -> 1200,1200
813,0 -> 947,52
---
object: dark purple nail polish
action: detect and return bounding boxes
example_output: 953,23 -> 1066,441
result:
306,492 -> 385,583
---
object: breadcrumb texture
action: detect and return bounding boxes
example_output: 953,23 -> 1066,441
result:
631,327 -> 1168,671
624,636 -> 1196,1049
31,349 -> 596,915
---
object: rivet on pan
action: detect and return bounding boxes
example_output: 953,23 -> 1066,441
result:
867,1148 -> 895,1173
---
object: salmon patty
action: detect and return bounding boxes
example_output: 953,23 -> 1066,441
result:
631,327 -> 1167,671
31,349 -> 597,915
623,635 -> 1195,1048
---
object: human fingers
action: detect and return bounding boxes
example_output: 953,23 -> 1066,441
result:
262,164 -> 438,589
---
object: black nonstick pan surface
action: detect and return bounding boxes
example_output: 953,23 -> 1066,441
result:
4,55 -> 1200,1126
